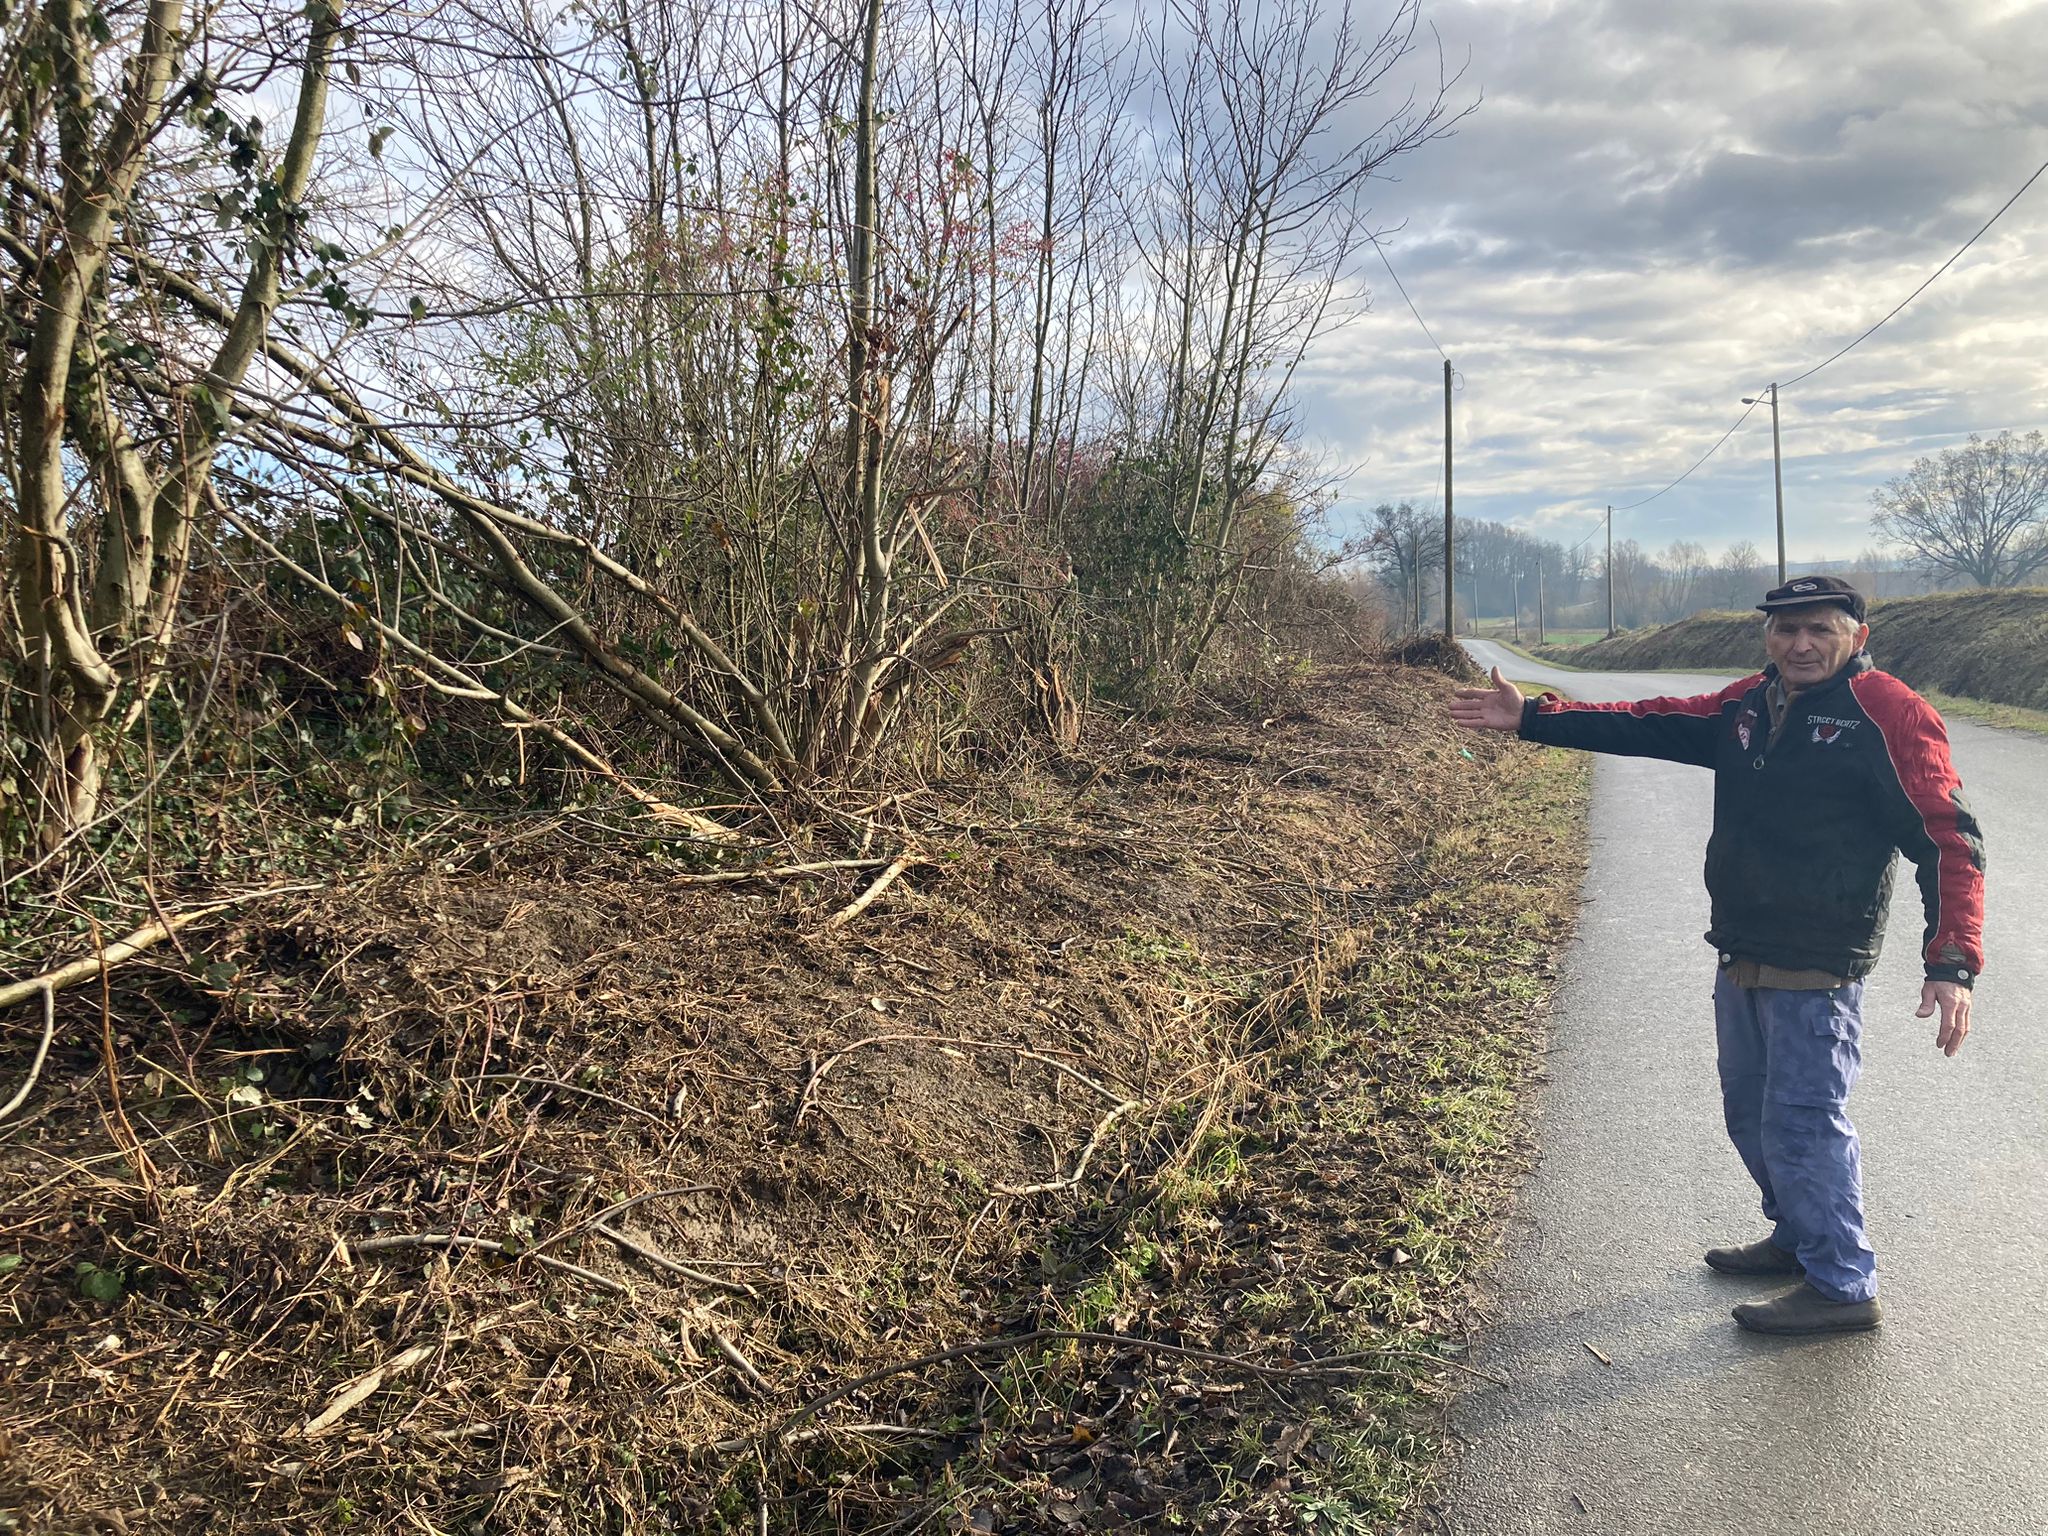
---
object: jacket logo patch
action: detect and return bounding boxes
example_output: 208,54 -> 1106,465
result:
1812,722 -> 1845,745
1734,705 -> 1759,752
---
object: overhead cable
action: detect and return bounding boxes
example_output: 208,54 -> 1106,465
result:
1610,396 -> 1764,512
1563,521 -> 1603,558
1367,230 -> 1451,363
1781,155 -> 2048,391
1577,153 -> 2046,537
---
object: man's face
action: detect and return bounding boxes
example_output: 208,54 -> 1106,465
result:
1764,605 -> 1869,691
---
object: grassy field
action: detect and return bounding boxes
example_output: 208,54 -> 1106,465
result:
1470,622 -> 1607,649
1528,588 -> 2048,716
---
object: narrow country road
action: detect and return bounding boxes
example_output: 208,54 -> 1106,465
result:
1433,639 -> 2048,1536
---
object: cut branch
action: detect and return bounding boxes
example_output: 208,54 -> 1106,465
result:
208,489 -> 738,840
0,885 -> 325,1014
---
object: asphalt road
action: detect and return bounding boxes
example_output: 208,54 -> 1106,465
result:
1432,640 -> 2048,1536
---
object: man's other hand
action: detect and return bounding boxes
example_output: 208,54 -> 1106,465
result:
1918,979 -> 1973,1057
1450,667 -> 1526,733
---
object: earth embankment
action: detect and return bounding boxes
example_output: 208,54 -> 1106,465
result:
2,657 -> 1587,1536
1531,587 -> 2048,711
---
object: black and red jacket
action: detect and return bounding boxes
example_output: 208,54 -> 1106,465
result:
1518,652 -> 1986,986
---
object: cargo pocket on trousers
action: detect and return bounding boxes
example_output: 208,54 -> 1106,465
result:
1769,988 -> 1864,1107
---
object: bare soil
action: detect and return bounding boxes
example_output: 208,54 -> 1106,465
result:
0,658 -> 1586,1535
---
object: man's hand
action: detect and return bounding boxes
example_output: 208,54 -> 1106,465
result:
1449,666 -> 1527,733
1918,979 -> 1972,1057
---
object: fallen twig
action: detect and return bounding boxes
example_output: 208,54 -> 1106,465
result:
349,1233 -> 629,1295
779,1423 -> 950,1448
523,1184 -> 717,1260
0,984 -> 56,1124
822,854 -> 913,930
0,884 -> 326,1012
299,1344 -> 436,1438
994,1100 -> 1140,1197
594,1222 -> 757,1297
708,1324 -> 772,1396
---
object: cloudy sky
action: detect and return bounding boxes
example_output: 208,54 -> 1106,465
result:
1304,0 -> 2048,563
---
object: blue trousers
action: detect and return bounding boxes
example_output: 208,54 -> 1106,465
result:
1713,972 -> 1879,1302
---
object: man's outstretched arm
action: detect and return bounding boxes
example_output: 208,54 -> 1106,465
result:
1452,667 -> 1758,769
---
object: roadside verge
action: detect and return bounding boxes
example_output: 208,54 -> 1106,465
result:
0,660 -> 1589,1535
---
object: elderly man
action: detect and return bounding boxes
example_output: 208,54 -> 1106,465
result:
1450,576 -> 1985,1335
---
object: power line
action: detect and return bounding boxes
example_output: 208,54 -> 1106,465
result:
1563,520 -> 1603,558
1611,396 -> 1765,512
1781,155 -> 2048,391
1579,154 -> 2046,536
1367,230 -> 1450,363
1427,155 -> 2046,573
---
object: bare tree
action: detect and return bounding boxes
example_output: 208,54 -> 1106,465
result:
1711,540 -> 1767,610
1077,0 -> 1460,691
1870,430 -> 2048,588
1605,538 -> 1659,629
3,0 -> 1468,863
1364,500 -> 1441,632
1653,539 -> 1709,621
2,0 -> 340,844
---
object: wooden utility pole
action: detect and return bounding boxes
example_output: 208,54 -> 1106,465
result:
1744,382 -> 1788,582
1441,359 -> 1454,636
1536,565 -> 1546,645
1512,574 -> 1521,643
1770,382 -> 1786,585
1605,504 -> 1616,636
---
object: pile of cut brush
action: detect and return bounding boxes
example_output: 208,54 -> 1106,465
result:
0,658 -> 1583,1535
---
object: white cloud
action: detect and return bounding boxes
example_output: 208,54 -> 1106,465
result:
1304,0 -> 2048,561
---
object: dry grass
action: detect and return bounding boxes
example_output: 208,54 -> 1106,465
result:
0,661 -> 1587,1536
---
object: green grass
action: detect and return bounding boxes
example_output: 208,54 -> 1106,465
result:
1224,742 -> 1592,1528
1920,689 -> 2048,738
1475,624 -> 1606,649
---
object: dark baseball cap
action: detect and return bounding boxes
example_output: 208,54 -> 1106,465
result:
1756,574 -> 1866,623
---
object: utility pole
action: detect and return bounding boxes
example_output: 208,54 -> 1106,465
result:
1605,504 -> 1616,636
1412,540 -> 1423,633
1512,574 -> 1522,643
1771,382 -> 1786,584
1442,359 -> 1454,636
1744,382 -> 1787,583
1536,565 -> 1546,645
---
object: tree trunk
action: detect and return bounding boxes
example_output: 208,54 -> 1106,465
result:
9,0 -> 185,843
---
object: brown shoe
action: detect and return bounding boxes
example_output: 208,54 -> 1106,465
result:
1704,1237 -> 1803,1277
1732,1282 -> 1881,1336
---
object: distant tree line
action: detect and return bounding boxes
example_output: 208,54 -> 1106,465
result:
1361,503 -> 1786,633
1359,426 -> 2047,638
